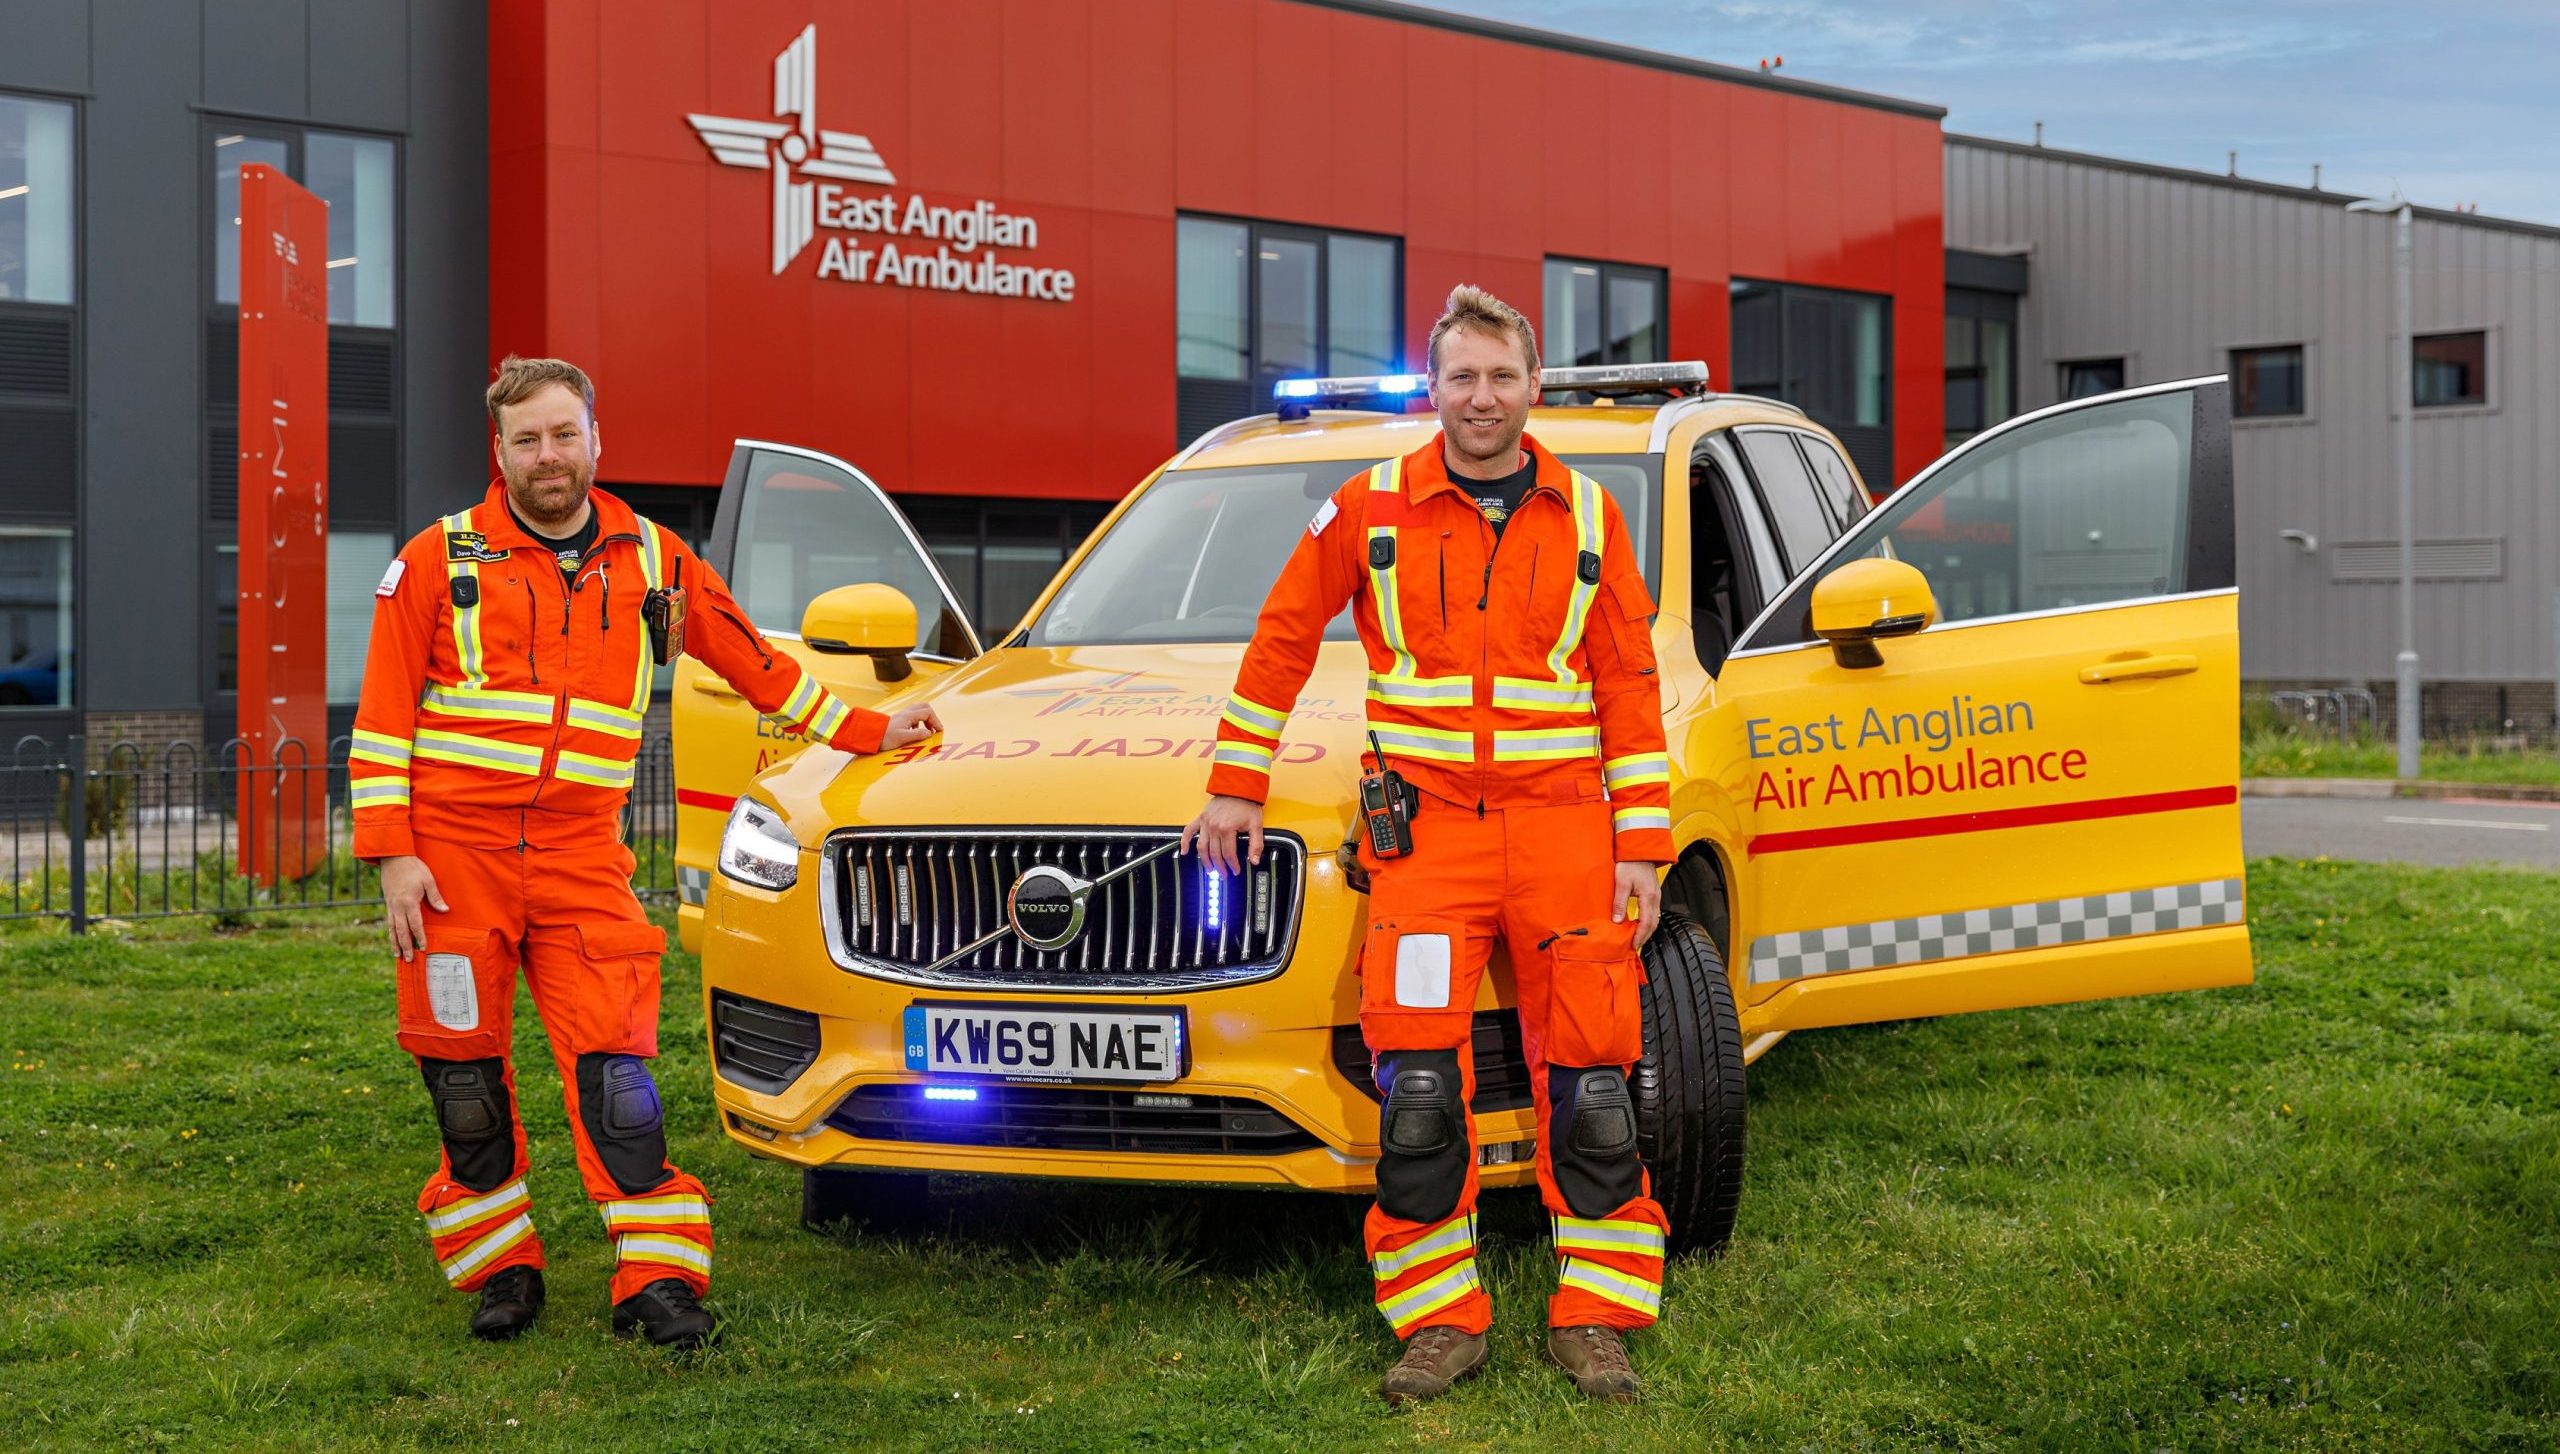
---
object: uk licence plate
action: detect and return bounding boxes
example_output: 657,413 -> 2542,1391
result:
902,1002 -> 1187,1084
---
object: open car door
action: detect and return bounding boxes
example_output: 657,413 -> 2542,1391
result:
1710,378 -> 2248,1034
669,440 -> 979,951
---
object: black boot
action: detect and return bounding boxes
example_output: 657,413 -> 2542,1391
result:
612,1278 -> 715,1349
468,1266 -> 545,1341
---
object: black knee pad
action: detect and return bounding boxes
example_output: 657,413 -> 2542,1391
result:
420,1056 -> 514,1193
1375,1050 -> 1467,1224
1548,1065 -> 1643,1218
575,1052 -> 672,1195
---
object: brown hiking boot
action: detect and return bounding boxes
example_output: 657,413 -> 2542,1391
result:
1546,1324 -> 1642,1402
1380,1324 -> 1488,1404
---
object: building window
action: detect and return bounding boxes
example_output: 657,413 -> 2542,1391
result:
0,96 -> 75,304
326,531 -> 394,704
1174,215 -> 1401,443
0,528 -> 72,709
2413,330 -> 2486,408
307,132 -> 397,327
1545,258 -> 1666,368
2231,345 -> 2305,418
1944,288 -> 2017,447
2061,358 -> 2126,399
1729,279 -> 1892,487
213,128 -> 398,325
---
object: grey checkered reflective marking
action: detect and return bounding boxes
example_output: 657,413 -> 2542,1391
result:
1747,877 -> 2244,985
677,867 -> 712,906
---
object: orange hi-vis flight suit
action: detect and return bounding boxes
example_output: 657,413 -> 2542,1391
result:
1207,433 -> 1677,1337
353,481 -> 889,1303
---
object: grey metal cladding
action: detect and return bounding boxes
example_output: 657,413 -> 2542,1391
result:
1945,137 -> 2560,685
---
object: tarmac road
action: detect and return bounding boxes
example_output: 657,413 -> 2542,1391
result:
2244,793 -> 2560,870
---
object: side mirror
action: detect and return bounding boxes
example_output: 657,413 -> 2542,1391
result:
802,583 -> 919,683
1808,557 -> 1936,670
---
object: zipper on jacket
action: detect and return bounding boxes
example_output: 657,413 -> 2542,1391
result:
520,576 -> 542,684
1438,535 -> 1449,628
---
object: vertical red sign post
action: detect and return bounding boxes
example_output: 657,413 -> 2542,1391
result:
236,164 -> 331,885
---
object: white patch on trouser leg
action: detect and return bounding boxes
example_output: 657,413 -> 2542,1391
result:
1394,933 -> 1452,1008
425,953 -> 480,1031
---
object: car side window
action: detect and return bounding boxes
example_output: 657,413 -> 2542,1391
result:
1796,433 -> 1869,531
1739,387 -> 2204,651
1733,429 -> 1834,577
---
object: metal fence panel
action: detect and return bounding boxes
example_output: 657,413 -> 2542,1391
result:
0,734 -> 680,929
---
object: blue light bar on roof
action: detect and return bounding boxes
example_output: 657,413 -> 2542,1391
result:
1274,372 -> 1426,402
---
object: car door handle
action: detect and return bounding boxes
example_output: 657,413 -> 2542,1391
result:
2078,654 -> 2197,684
687,678 -> 743,700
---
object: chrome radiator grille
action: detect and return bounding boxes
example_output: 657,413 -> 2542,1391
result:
820,828 -> 1305,992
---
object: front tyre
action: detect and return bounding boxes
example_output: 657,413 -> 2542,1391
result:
1633,910 -> 1747,1258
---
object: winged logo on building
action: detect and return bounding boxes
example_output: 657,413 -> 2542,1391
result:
685,24 -> 897,275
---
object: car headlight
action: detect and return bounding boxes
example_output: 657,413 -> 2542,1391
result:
718,797 -> 799,891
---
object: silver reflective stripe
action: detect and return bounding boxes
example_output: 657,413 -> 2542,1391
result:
1371,1213 -> 1476,1282
1557,1255 -> 1661,1314
1747,876 -> 2248,985
1551,1215 -> 1667,1258
1367,673 -> 1473,706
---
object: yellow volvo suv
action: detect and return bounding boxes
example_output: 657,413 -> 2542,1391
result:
679,364 -> 2250,1252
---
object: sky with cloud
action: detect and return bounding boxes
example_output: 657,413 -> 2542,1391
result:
1437,0 -> 2560,225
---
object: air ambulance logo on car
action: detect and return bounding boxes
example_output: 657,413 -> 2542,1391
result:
686,24 -> 1077,301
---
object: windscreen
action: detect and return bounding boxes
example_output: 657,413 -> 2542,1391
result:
1030,456 -> 1658,646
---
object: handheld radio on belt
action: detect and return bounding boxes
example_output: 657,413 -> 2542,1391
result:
1358,730 -> 1418,860
643,558 -> 688,666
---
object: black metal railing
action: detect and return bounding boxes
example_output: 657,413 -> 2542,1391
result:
0,733 -> 680,931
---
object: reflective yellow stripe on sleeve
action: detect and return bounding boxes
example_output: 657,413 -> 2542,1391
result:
1221,691 -> 1289,739
1212,740 -> 1275,774
350,779 -> 411,808
1603,753 -> 1671,790
1612,807 -> 1671,834
349,729 -> 413,768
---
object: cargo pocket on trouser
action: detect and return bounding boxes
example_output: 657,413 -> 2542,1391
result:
1358,915 -> 1474,1053
1544,918 -> 1645,1068
396,926 -> 512,1060
571,920 -> 668,1056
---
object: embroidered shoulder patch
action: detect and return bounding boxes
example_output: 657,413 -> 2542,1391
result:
1309,499 -> 1339,537
375,559 -> 406,598
444,530 -> 509,564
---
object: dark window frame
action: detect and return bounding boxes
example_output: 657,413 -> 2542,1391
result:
1728,277 -> 1895,490
1943,286 -> 2018,445
1173,211 -> 1403,388
1542,255 -> 1670,368
2060,357 -> 2127,400
2412,329 -> 2488,409
201,116 -> 407,714
2229,343 -> 2307,420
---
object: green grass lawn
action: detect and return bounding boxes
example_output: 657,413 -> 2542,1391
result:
3,859 -> 2554,1451
2241,730 -> 2560,787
